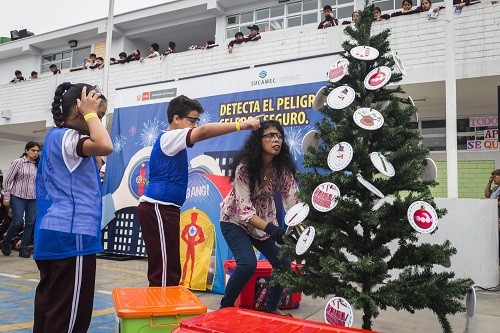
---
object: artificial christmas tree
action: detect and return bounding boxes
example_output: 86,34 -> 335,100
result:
275,3 -> 473,332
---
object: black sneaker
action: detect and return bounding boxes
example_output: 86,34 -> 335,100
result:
19,249 -> 30,258
1,246 -> 11,256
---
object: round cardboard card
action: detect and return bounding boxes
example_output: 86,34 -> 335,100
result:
357,174 -> 384,199
364,66 -> 392,90
350,45 -> 379,61
285,202 -> 310,227
407,96 -> 415,106
313,86 -> 328,111
407,200 -> 438,233
327,58 -> 349,83
324,297 -> 354,327
422,157 -> 437,182
327,86 -> 356,110
328,142 -> 353,171
392,51 -> 407,76
466,287 -> 476,318
370,152 -> 395,177
311,182 -> 340,212
295,226 -> 315,255
301,130 -> 320,155
353,108 -> 384,130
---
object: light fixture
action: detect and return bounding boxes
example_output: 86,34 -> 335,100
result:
68,40 -> 78,48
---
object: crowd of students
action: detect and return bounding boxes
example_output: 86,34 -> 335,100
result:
7,1 -> 497,84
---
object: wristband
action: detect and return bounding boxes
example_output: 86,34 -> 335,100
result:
235,122 -> 241,131
84,113 -> 98,121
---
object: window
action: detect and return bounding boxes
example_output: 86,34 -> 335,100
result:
41,46 -> 91,73
225,0 -> 355,37
372,0 -> 399,12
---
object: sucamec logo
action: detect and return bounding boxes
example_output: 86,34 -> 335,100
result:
259,70 -> 267,78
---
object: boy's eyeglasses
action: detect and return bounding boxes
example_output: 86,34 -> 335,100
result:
184,116 -> 200,124
262,132 -> 283,141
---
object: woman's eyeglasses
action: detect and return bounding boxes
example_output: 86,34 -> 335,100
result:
184,116 -> 200,124
262,132 -> 283,141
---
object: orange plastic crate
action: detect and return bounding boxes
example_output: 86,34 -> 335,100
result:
172,307 -> 378,333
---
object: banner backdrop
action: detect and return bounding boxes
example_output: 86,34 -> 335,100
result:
103,55 -> 335,293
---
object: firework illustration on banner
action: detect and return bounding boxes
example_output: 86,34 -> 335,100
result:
357,173 -> 384,199
350,45 -> 379,61
364,66 -> 392,90
353,108 -> 384,130
369,152 -> 395,177
324,297 -> 354,327
296,226 -> 315,255
301,130 -> 320,155
285,202 -> 310,227
113,134 -> 127,152
326,86 -> 355,110
285,125 -> 315,160
327,58 -> 349,83
407,201 -> 438,233
312,86 -> 328,111
311,182 -> 340,212
137,118 -> 168,147
392,51 -> 407,76
327,142 -> 353,171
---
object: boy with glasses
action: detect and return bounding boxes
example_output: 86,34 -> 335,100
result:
137,95 -> 262,287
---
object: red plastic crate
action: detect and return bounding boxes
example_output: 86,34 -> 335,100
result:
224,260 -> 302,310
172,307 -> 378,333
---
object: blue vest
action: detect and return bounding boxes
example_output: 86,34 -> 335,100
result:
144,132 -> 188,206
34,127 -> 102,260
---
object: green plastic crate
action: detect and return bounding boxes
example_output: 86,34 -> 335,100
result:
112,286 -> 207,333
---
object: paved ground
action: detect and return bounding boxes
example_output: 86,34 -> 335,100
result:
0,252 -> 499,332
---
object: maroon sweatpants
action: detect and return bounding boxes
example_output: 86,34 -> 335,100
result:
137,201 -> 181,287
34,255 -> 96,333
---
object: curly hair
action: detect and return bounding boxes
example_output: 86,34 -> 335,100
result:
229,120 -> 296,193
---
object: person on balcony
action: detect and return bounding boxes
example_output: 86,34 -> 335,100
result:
10,70 -> 25,83
228,32 -> 245,54
246,24 -> 261,42
318,5 -> 339,28
140,43 -> 160,62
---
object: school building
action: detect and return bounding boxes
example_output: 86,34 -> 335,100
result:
0,0 -> 498,285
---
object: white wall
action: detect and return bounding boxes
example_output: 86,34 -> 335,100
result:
0,143 -> 25,177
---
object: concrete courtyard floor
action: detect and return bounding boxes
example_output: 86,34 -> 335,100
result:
0,253 -> 499,332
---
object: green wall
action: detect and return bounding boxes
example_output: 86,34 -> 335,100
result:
431,160 -> 495,198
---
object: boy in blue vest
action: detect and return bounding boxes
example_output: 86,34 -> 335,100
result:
137,95 -> 261,287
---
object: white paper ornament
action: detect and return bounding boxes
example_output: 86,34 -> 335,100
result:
313,86 -> 328,111
324,297 -> 354,327
392,51 -> 407,76
350,46 -> 379,61
285,202 -> 310,226
422,157 -> 437,182
311,182 -> 340,212
364,66 -> 392,90
295,226 -> 315,255
301,130 -> 320,155
327,142 -> 353,171
357,174 -> 384,199
327,58 -> 349,83
353,108 -> 384,130
326,86 -> 356,110
370,152 -> 395,177
407,201 -> 438,233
